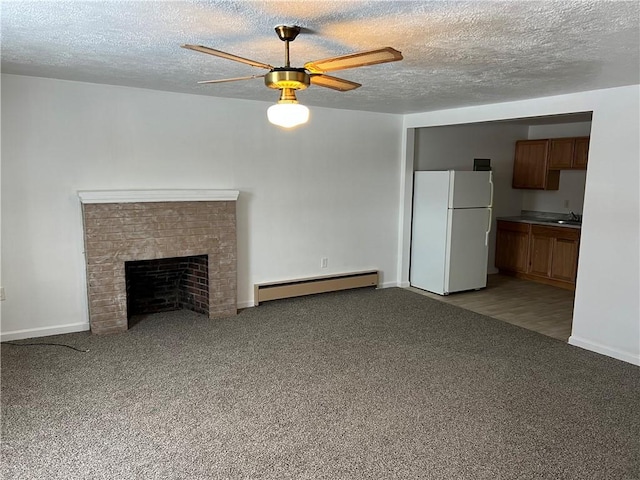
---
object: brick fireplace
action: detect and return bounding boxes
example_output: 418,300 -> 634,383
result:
78,190 -> 239,334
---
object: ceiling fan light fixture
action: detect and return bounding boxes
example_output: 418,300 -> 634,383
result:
185,26 -> 402,128
267,89 -> 309,128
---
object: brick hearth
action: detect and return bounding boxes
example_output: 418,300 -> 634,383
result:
78,190 -> 239,334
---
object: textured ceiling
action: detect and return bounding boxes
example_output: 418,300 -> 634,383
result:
2,1 -> 639,114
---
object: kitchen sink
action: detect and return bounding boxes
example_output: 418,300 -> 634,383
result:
552,220 -> 582,226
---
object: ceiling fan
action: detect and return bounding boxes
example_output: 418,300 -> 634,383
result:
182,26 -> 403,128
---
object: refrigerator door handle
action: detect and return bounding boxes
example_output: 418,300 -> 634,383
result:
488,173 -> 494,208
485,208 -> 492,246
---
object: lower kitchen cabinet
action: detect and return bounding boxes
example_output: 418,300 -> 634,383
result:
550,233 -> 580,283
496,221 -> 580,290
495,221 -> 530,273
529,228 -> 553,277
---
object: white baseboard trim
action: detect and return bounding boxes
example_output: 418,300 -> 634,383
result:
568,336 -> 640,366
1,322 -> 90,342
398,281 -> 411,288
379,281 -> 399,289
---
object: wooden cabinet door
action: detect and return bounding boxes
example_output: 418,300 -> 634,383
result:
495,221 -> 530,273
573,137 -> 589,169
528,230 -> 553,277
549,228 -> 580,282
530,225 -> 580,283
550,238 -> 579,282
512,140 -> 552,189
549,138 -> 575,169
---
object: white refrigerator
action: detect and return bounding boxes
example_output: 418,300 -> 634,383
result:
410,170 -> 493,295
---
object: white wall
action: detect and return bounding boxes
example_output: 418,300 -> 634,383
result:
520,170 -> 587,214
522,121 -> 592,214
0,74 -> 403,339
0,73 -> 3,327
401,85 -> 640,365
413,123 -> 528,272
3,75 -> 638,366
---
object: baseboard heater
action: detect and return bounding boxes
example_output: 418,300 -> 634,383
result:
254,270 -> 379,306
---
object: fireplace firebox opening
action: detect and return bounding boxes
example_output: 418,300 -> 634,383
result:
125,255 -> 209,322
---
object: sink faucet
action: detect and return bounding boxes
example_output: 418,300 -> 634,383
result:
569,211 -> 581,221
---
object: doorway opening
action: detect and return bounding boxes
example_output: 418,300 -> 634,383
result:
409,112 -> 592,341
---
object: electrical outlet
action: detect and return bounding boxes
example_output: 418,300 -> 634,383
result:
0,287 -> 5,301
321,257 -> 328,268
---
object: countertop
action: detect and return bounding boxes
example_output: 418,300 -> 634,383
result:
497,216 -> 582,230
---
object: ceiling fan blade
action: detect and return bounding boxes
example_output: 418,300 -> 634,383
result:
304,47 -> 402,73
197,75 -> 266,85
310,74 -> 361,92
182,44 -> 274,70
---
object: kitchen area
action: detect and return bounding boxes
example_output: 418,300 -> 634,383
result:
495,132 -> 587,291
409,113 -> 591,341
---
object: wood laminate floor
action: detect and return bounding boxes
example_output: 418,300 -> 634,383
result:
408,274 -> 574,341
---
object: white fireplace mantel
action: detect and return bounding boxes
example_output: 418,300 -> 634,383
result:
78,189 -> 240,204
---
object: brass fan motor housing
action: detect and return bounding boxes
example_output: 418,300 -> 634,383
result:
265,68 -> 310,91
274,26 -> 301,42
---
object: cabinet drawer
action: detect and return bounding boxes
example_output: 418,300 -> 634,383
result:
497,220 -> 531,233
531,224 -> 580,241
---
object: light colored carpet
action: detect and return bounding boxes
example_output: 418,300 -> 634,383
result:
2,287 -> 638,479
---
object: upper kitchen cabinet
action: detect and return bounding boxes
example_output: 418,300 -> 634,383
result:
549,136 -> 590,170
573,136 -> 590,169
548,138 -> 575,169
512,139 -> 560,190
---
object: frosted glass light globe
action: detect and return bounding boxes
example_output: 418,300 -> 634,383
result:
267,102 -> 310,128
